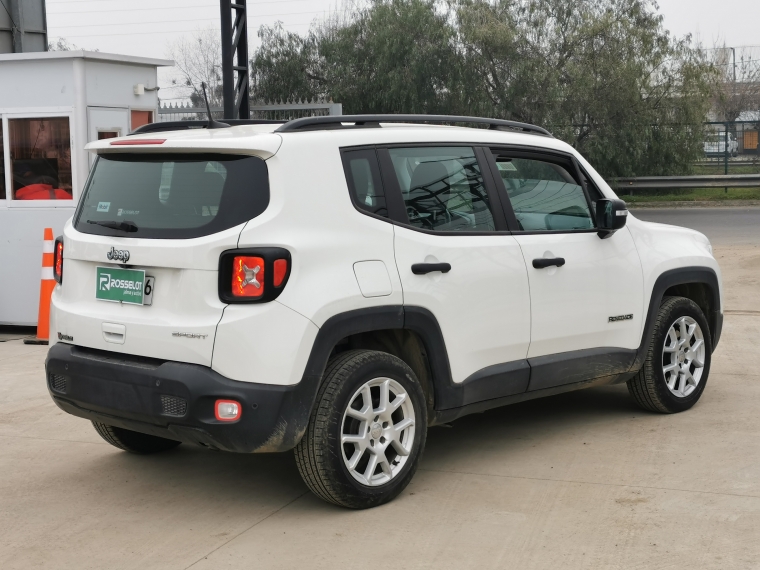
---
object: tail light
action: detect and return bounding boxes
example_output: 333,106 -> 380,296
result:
232,256 -> 265,298
53,236 -> 64,284
218,247 -> 291,304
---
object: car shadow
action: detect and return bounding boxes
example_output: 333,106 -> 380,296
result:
424,383 -> 642,456
84,383 -> 642,512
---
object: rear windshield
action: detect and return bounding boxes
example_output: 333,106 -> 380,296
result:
74,153 -> 269,239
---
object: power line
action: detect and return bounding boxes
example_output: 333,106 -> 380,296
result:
47,22 -> 312,38
49,11 -> 324,28
47,0 -> 312,14
48,0 -> 310,4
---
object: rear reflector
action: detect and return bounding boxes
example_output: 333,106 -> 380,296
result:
110,139 -> 166,146
215,400 -> 242,421
232,256 -> 265,297
273,259 -> 288,287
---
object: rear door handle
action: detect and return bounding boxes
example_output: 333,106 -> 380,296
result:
412,263 -> 452,275
532,257 -> 565,269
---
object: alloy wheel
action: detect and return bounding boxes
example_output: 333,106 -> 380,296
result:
662,316 -> 706,398
340,377 -> 416,486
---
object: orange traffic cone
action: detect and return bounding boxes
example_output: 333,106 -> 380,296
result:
24,228 -> 56,346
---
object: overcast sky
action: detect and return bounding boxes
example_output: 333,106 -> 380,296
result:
44,0 -> 760,100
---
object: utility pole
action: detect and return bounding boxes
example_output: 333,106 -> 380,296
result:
0,0 -> 49,54
219,0 -> 249,120
731,47 -> 736,82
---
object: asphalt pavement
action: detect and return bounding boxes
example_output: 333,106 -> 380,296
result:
631,206 -> 760,246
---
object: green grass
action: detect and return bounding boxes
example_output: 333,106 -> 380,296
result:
620,160 -> 760,202
693,162 -> 760,175
624,187 -> 760,203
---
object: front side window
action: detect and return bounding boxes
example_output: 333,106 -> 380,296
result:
342,149 -> 388,218
493,155 -> 593,231
74,153 -> 269,239
389,146 -> 494,232
9,117 -> 72,201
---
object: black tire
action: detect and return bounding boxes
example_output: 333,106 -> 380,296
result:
294,349 -> 428,509
627,296 -> 712,413
92,422 -> 181,454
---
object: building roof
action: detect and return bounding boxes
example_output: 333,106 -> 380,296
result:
0,50 -> 173,67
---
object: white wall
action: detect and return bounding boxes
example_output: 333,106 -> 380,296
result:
0,60 -> 76,108
84,60 -> 160,110
0,208 -> 72,326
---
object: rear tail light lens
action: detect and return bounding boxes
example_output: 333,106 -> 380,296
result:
53,237 -> 64,284
232,256 -> 265,298
273,259 -> 288,287
215,399 -> 241,421
218,248 -> 291,304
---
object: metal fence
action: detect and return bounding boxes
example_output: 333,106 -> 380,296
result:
703,120 -> 760,158
610,174 -> 760,194
157,100 -> 343,122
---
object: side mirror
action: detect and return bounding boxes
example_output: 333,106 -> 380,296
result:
596,198 -> 628,239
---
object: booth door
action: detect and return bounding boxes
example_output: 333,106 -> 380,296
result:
87,107 -> 130,165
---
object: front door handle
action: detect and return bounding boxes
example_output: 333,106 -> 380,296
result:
532,257 -> 565,269
412,263 -> 452,275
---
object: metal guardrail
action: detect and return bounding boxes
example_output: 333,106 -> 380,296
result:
610,174 -> 760,191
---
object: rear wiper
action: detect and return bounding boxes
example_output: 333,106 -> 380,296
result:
86,220 -> 139,232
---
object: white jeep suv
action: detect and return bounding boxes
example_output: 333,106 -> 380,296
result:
45,115 -> 723,509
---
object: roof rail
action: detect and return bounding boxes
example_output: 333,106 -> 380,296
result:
274,114 -> 552,137
130,119 -> 285,135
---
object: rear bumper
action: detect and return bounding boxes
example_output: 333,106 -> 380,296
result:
45,343 -> 319,453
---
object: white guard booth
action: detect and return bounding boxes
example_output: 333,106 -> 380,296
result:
0,51 -> 173,325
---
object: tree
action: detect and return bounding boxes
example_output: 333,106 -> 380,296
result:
453,0 -> 715,176
48,37 -> 98,52
167,29 -> 223,107
710,45 -> 760,123
252,1 -> 459,113
250,0 -> 715,177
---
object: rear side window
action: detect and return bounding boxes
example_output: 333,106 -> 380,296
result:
492,156 -> 593,232
388,146 -> 494,232
342,149 -> 388,218
75,153 -> 269,239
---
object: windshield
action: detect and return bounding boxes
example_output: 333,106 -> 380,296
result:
75,153 -> 269,239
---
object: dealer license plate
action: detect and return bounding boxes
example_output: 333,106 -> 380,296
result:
96,267 -> 155,306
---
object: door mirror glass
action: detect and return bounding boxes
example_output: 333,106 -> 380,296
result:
596,199 -> 628,238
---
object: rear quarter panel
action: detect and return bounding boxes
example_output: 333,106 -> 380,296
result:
234,132 -> 403,326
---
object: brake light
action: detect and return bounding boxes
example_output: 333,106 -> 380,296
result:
110,139 -> 166,145
215,399 -> 241,421
273,259 -> 288,287
218,248 -> 291,304
53,238 -> 64,284
232,256 -> 265,297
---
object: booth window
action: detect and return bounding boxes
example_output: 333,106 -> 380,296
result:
131,110 -> 153,130
9,117 -> 73,201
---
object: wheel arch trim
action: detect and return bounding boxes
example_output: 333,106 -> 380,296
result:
633,266 -> 722,374
300,305 -> 455,414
